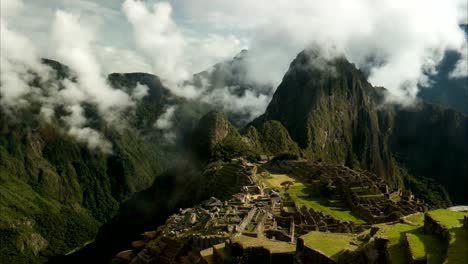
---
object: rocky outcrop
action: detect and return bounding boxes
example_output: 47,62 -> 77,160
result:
192,111 -> 238,154
245,121 -> 300,156
250,48 -> 468,205
251,49 -> 395,185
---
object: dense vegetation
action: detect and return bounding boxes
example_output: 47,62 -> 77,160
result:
250,50 -> 467,206
1,47 -> 466,263
0,109 -> 164,262
0,63 -> 176,262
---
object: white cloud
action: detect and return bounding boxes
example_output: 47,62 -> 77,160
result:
0,2 -> 51,108
0,6 -> 138,153
200,87 -> 270,123
2,0 -> 467,134
154,105 -> 177,130
122,1 -> 189,82
168,0 -> 468,105
52,10 -> 135,117
132,82 -> 149,100
450,42 -> 468,78
122,0 -> 246,99
62,104 -> 113,153
68,126 -> 113,153
0,0 -> 24,18
97,46 -> 153,74
154,105 -> 178,143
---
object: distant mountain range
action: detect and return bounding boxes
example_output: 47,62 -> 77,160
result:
0,44 -> 467,263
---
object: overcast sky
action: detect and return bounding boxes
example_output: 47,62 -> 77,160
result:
2,0 -> 468,103
1,0 -> 466,151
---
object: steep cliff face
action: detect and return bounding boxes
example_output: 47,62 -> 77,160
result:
250,49 -> 467,205
0,55 -> 274,262
0,104 -> 171,260
245,121 -> 300,156
0,63 -> 173,263
252,49 -> 396,184
192,111 -> 238,153
191,111 -> 259,162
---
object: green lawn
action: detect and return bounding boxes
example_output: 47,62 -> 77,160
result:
231,235 -> 295,253
427,209 -> 465,229
286,183 -> 367,224
375,223 -> 420,264
259,164 -> 367,223
427,209 -> 468,263
300,231 -> 357,261
447,228 -> 468,264
402,213 -> 424,226
405,232 -> 445,264
376,210 -> 467,264
262,173 -> 297,188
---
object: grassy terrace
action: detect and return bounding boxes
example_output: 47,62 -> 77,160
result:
261,173 -> 296,188
260,172 -> 367,224
427,209 -> 468,263
376,223 -> 422,263
402,212 -> 425,226
376,209 -> 467,264
300,231 -> 357,261
405,233 -> 445,264
427,209 -> 465,230
231,235 -> 295,253
447,228 -> 468,263
286,183 -> 366,224
376,213 -> 445,264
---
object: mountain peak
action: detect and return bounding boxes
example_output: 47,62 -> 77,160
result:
233,49 -> 249,60
251,48 -> 392,182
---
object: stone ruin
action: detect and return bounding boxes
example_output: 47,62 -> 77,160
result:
266,160 -> 428,224
295,206 -> 370,235
113,159 -> 428,263
202,159 -> 256,201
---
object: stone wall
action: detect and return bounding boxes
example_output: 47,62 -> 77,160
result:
191,235 -> 228,250
237,207 -> 257,232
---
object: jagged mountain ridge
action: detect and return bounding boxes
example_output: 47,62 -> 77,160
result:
0,52 -> 276,263
1,47 -> 467,264
249,49 -> 467,205
0,80 -> 166,262
250,50 -> 394,183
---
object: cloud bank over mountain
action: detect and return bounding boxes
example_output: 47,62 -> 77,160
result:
164,0 -> 467,105
1,0 -> 467,135
0,0 -> 146,152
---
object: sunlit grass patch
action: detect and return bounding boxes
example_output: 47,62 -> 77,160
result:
300,231 -> 357,261
262,173 -> 297,188
286,184 -> 366,223
406,232 -> 445,264
376,223 -> 420,264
